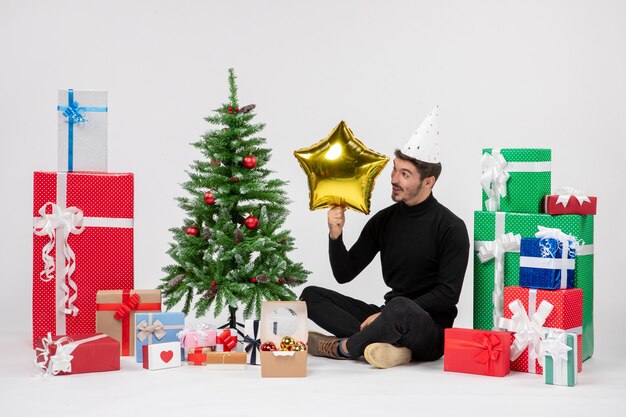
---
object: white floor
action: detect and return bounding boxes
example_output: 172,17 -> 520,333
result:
2,331 -> 625,417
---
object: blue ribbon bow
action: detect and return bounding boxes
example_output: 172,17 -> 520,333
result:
57,89 -> 108,171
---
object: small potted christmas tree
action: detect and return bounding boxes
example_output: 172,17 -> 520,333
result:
160,69 -> 309,328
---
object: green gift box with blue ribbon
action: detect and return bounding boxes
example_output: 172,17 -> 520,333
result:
481,148 -> 551,214
57,89 -> 108,172
473,210 -> 594,361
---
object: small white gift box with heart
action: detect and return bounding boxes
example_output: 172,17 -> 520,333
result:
142,341 -> 181,370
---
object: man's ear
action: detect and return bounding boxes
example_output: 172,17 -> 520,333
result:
424,176 -> 436,189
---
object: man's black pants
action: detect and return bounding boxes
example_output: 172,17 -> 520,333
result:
300,286 -> 444,361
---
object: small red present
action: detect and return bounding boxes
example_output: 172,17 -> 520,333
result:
543,188 -> 597,215
499,286 -> 583,374
34,333 -> 120,376
444,328 -> 512,377
215,329 -> 238,352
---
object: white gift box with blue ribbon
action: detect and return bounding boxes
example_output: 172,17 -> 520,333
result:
57,89 -> 108,172
519,227 -> 578,290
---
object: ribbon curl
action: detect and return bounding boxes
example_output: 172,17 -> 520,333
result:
33,202 -> 85,316
476,232 -> 521,329
34,333 -> 76,376
535,226 -> 582,258
480,152 -> 510,211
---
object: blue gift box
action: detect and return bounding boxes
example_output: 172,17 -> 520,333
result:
519,237 -> 576,290
135,312 -> 185,362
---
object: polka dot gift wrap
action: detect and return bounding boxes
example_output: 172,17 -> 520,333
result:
481,148 -> 551,214
473,210 -> 594,361
32,172 -> 134,348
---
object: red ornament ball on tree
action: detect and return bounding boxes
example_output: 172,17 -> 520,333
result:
185,226 -> 200,237
230,176 -> 239,183
211,280 -> 217,287
249,277 -> 257,284
244,215 -> 259,230
204,191 -> 215,205
277,278 -> 284,285
242,154 -> 257,169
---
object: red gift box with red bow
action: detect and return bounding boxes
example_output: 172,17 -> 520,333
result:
444,328 -> 513,377
215,329 -> 238,352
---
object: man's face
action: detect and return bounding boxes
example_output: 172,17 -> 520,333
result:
390,157 -> 425,206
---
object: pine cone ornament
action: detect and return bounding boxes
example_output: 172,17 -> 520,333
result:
240,104 -> 256,113
284,275 -> 296,285
203,227 -> 212,240
257,274 -> 269,284
234,228 -> 244,243
203,287 -> 218,299
169,274 -> 185,288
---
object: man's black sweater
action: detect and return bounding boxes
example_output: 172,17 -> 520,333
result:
329,193 -> 470,329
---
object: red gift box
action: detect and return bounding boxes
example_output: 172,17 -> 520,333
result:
32,172 -> 134,347
501,286 -> 583,374
215,329 -> 238,352
34,333 -> 120,376
543,194 -> 597,215
444,328 -> 512,377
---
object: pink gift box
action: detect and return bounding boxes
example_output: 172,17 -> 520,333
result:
177,325 -> 217,349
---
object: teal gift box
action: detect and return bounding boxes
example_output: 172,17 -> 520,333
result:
473,210 -> 594,361
135,312 -> 185,362
543,331 -> 578,387
481,148 -> 551,213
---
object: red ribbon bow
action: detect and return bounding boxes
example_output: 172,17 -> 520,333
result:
217,330 -> 237,352
113,293 -> 141,320
471,333 -> 503,375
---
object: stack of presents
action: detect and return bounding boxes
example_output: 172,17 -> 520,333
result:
444,148 -> 597,387
32,89 -> 308,377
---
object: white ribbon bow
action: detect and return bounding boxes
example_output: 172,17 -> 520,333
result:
535,226 -> 582,256
33,202 -> 85,316
541,330 -> 572,363
136,319 -> 166,342
555,187 -> 591,208
480,152 -> 510,211
34,333 -> 77,376
477,232 -> 521,329
498,299 -> 553,370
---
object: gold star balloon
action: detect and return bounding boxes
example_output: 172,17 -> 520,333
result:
294,121 -> 389,214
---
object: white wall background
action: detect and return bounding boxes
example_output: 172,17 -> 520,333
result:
1,0 -> 625,357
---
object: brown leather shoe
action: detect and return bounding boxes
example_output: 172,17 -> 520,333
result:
364,343 -> 412,368
307,331 -> 347,360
